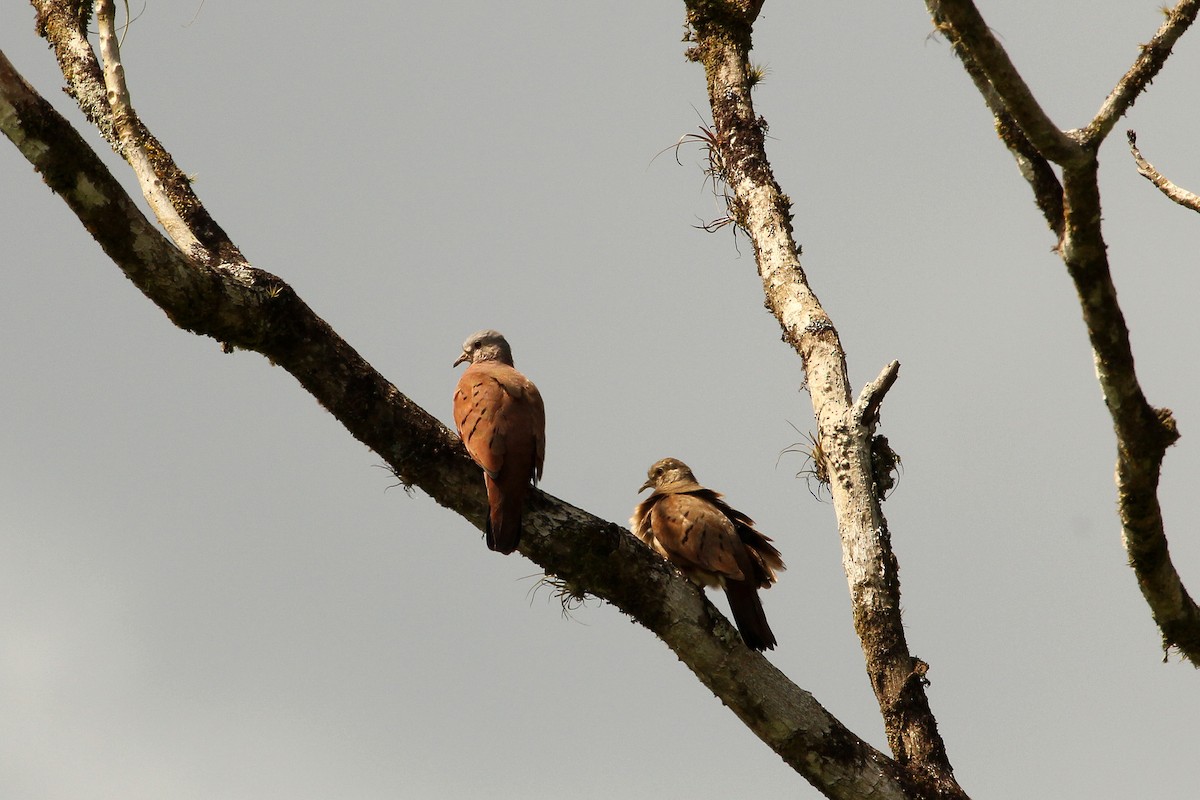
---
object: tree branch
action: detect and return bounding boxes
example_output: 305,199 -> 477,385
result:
94,0 -> 203,256
1126,130 -> 1200,213
854,361 -> 901,428
924,0 -> 1083,166
922,4 -> 1064,239
1060,162 -> 1200,662
1082,1 -> 1200,147
925,0 -> 1200,666
34,0 -> 246,264
683,3 -> 963,796
3,16 -> 932,798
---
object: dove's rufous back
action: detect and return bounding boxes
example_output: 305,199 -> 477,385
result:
631,457 -> 784,650
453,330 -> 545,554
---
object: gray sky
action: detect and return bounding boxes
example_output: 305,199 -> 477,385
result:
2,2 -> 1199,798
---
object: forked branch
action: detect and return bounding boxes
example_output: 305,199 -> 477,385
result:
926,0 -> 1083,166
925,0 -> 1200,665
35,0 -> 245,264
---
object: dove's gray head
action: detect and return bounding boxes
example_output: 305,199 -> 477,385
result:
453,329 -> 514,367
639,457 -> 699,493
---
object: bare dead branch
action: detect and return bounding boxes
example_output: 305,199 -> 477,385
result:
1127,130 -> 1200,212
924,0 -> 1083,167
683,3 -> 963,796
0,31 -> 924,800
1083,1 -> 1200,147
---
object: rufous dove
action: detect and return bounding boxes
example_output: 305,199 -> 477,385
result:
630,457 -> 785,650
453,330 -> 546,554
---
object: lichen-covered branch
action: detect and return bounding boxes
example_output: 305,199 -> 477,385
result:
2,16 -> 927,798
682,3 -> 964,796
1127,130 -> 1200,213
925,0 -> 1200,666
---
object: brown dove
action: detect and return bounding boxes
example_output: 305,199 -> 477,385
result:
452,330 -> 545,554
630,458 -> 784,650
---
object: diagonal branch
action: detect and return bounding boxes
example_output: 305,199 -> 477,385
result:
925,0 -> 1083,166
1059,164 -> 1197,664
95,0 -> 203,256
2,34 -> 925,800
1083,0 -> 1200,147
923,9 -> 1064,239
1127,130 -> 1200,213
683,2 -> 964,796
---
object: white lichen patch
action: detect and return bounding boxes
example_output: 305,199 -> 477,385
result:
73,173 -> 110,209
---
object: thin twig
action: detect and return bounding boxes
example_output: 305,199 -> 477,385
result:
96,0 -> 204,256
1126,130 -> 1200,212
